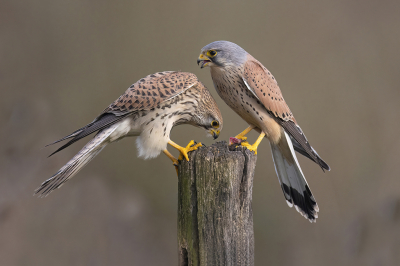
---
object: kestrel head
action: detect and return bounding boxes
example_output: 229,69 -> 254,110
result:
189,82 -> 223,139
197,41 -> 247,69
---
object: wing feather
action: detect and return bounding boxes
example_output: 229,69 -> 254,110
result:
243,58 -> 294,122
242,58 -> 330,171
47,71 -> 199,155
102,71 -> 199,115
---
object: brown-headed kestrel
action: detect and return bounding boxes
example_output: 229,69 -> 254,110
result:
197,41 -> 330,222
35,71 -> 223,197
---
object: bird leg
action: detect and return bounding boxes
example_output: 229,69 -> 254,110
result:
163,149 -> 180,175
234,126 -> 255,142
241,132 -> 265,155
168,140 -> 202,161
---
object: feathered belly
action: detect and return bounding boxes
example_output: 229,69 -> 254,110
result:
216,83 -> 282,144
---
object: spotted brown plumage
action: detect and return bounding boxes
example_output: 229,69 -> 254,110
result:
243,57 -> 294,122
198,41 -> 330,222
103,71 -> 199,115
36,71 -> 223,197
47,72 -> 205,156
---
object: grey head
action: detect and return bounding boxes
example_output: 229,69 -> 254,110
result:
197,41 -> 248,69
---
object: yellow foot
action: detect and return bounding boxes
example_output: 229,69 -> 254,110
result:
177,140 -> 203,161
234,126 -> 254,141
234,135 -> 247,142
171,158 -> 179,167
241,141 -> 258,154
240,132 -> 266,155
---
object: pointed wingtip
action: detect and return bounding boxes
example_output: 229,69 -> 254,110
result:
47,150 -> 58,158
45,139 -> 62,148
44,129 -> 85,148
322,164 -> 331,172
45,137 -> 70,148
318,158 -> 331,172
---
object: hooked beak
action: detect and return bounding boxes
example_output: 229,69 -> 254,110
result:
210,129 -> 220,140
197,53 -> 211,69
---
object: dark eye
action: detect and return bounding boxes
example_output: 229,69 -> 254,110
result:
211,120 -> 219,128
207,50 -> 217,57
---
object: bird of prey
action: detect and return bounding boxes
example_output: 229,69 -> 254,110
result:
35,71 -> 223,197
197,41 -> 330,222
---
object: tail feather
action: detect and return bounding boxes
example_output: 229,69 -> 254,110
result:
35,124 -> 118,197
46,113 -> 126,157
270,131 -> 319,222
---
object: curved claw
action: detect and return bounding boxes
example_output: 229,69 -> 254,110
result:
241,141 -> 258,154
240,132 -> 266,155
172,159 -> 179,177
171,158 -> 179,167
177,140 -> 203,161
234,126 -> 254,141
174,165 -> 179,176
163,149 -> 180,176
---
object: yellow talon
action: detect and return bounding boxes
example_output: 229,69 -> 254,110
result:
235,135 -> 248,141
241,142 -> 258,154
177,140 -> 203,161
164,140 -> 203,176
171,158 -> 179,166
240,132 -> 266,155
168,140 -> 202,162
163,149 -> 180,176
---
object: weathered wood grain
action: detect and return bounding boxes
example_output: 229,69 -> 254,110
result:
178,141 -> 257,266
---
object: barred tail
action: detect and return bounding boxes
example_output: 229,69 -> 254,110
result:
270,131 -> 319,222
35,124 -> 118,197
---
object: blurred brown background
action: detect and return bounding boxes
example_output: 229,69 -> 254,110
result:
1,0 -> 400,265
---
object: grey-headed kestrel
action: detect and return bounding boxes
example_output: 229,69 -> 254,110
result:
35,71 -> 223,197
197,41 -> 330,222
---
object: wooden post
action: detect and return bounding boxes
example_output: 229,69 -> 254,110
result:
177,141 -> 257,266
